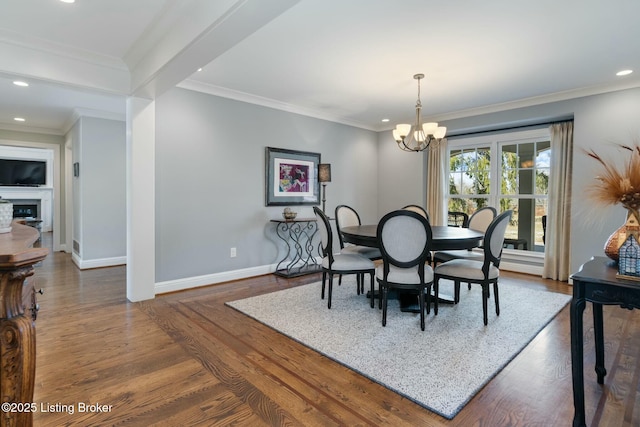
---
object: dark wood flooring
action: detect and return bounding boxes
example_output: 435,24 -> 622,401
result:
30,233 -> 640,426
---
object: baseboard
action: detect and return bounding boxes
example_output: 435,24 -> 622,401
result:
499,261 -> 543,276
155,264 -> 278,294
72,253 -> 127,270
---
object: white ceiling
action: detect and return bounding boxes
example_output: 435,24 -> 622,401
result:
1,0 -> 640,135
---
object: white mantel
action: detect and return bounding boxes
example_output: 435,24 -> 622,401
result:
0,187 -> 53,232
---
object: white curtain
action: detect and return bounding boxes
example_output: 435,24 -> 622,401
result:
543,122 -> 573,281
426,139 -> 448,226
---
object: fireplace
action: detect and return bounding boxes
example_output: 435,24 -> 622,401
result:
13,203 -> 38,218
0,189 -> 52,232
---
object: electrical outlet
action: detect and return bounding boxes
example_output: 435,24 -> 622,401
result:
230,247 -> 237,258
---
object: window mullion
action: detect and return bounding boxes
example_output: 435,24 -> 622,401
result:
490,140 -> 499,208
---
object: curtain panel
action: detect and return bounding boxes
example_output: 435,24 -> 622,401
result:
543,121 -> 573,281
426,139 -> 448,226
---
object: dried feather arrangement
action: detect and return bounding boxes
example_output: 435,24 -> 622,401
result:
584,142 -> 640,222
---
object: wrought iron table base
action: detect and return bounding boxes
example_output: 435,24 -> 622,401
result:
271,218 -> 321,277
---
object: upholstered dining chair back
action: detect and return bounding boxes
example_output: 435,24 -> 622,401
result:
402,204 -> 430,222
315,206 -> 334,263
467,206 -> 497,233
313,209 -> 333,256
483,210 -> 513,269
378,210 -> 432,272
335,205 -> 361,249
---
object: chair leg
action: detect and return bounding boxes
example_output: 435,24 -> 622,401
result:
425,285 -> 431,315
369,273 -> 375,308
328,274 -> 334,309
454,280 -> 461,304
356,274 -> 361,295
321,272 -> 326,299
432,280 -> 438,315
482,283 -> 489,325
382,286 -> 388,326
494,282 -> 500,316
419,286 -> 425,331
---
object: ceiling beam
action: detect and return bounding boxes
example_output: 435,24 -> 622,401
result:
128,0 -> 301,100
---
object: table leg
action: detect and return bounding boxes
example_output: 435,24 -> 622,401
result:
570,295 -> 587,427
1,266 -> 37,427
273,221 -> 320,277
592,303 -> 607,383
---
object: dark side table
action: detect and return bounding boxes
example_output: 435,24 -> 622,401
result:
271,218 -> 321,277
569,256 -> 640,427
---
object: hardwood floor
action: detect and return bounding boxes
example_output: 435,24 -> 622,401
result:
30,233 -> 640,426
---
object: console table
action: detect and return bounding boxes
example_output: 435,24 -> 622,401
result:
271,218 -> 321,277
569,256 -> 640,427
0,221 -> 48,426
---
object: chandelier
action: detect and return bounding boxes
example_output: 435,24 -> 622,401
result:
392,73 -> 446,152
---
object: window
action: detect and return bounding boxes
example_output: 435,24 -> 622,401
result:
447,129 -> 550,252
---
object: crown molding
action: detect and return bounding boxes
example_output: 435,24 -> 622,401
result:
426,79 -> 640,124
178,79 -> 377,131
0,121 -> 65,136
0,29 -> 127,72
62,108 -> 127,135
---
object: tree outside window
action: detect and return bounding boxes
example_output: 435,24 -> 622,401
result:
447,133 -> 550,252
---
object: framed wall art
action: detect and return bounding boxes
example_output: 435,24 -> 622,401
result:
265,147 -> 320,206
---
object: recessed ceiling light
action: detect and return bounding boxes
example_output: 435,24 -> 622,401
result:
197,68 -> 203,72
60,0 -> 75,3
616,69 -> 633,76
14,117 -> 26,122
381,118 -> 390,122
13,81 -> 29,87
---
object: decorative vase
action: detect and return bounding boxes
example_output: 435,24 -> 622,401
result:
604,211 -> 640,262
0,199 -> 13,233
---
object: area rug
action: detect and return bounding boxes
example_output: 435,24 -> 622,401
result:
226,278 -> 571,419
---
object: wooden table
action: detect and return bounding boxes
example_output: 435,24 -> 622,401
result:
569,256 -> 640,427
340,224 -> 484,251
0,221 -> 48,426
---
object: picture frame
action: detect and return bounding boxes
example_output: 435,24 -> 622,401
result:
265,147 -> 321,206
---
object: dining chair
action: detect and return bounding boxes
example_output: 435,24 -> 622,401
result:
376,209 -> 434,330
335,205 -> 382,261
433,206 -> 497,267
402,204 -> 430,222
433,210 -> 513,325
314,207 -> 376,309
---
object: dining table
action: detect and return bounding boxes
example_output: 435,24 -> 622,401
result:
340,224 -> 484,310
340,224 -> 484,251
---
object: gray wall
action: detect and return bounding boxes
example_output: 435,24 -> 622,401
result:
377,87 -> 640,275
73,116 -> 126,261
154,87 -> 378,282
376,134 -> 426,216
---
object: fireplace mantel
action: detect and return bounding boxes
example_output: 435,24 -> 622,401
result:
0,187 -> 53,232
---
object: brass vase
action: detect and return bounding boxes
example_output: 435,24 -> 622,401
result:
604,210 -> 640,262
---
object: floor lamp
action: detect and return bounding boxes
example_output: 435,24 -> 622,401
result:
318,163 -> 331,213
